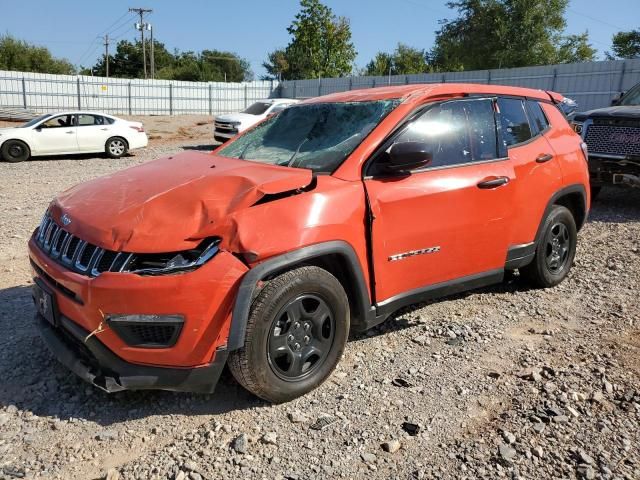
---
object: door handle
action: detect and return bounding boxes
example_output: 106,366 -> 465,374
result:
477,176 -> 510,189
65,131 -> 74,134
100,128 -> 109,131
536,153 -> 553,163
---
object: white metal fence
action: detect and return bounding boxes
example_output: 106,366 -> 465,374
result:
0,70 -> 279,116
1,59 -> 639,117
280,59 -> 640,112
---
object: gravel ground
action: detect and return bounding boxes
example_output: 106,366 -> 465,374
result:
0,118 -> 638,479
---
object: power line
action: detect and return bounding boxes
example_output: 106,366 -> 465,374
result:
104,15 -> 136,38
76,37 -> 101,66
567,8 -> 625,31
97,11 -> 132,37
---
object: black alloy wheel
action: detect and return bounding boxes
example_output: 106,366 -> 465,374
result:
267,294 -> 335,381
544,222 -> 571,274
521,205 -> 577,288
228,266 -> 349,403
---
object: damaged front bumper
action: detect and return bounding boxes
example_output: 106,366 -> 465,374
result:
35,312 -> 228,393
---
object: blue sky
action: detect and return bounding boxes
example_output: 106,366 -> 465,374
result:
2,0 -> 639,77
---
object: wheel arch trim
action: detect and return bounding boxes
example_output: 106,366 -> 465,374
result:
534,184 -> 587,245
227,240 -> 373,351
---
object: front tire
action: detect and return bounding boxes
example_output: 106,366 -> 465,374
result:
228,266 -> 350,403
1,139 -> 30,162
521,205 -> 577,288
105,137 -> 128,158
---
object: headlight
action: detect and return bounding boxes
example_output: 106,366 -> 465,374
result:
123,237 -> 220,276
571,121 -> 584,135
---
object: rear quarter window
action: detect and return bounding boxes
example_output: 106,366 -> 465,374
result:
497,98 -> 532,146
526,100 -> 549,135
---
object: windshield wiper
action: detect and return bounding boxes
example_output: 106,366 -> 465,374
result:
239,140 -> 255,160
287,138 -> 309,167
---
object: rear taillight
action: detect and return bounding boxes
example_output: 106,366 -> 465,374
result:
130,125 -> 144,132
580,142 -> 589,163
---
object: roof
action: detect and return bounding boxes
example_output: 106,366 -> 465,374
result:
301,83 -> 560,104
36,111 -> 119,118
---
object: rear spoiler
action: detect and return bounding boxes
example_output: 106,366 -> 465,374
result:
545,90 -> 564,104
546,90 -> 577,117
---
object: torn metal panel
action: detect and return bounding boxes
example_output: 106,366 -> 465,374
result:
49,152 -> 313,253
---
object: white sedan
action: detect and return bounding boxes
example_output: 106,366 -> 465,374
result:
0,112 -> 148,162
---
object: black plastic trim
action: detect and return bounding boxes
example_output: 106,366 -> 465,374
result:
505,242 -> 536,270
228,240 -> 374,350
107,315 -> 184,349
374,269 -> 505,320
535,184 -> 588,239
35,314 -> 226,393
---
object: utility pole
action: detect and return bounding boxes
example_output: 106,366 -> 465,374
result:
129,7 -> 153,79
149,24 -> 154,79
103,34 -> 110,77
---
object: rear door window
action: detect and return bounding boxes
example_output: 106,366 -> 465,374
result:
497,98 -> 532,146
78,114 -> 99,126
526,100 -> 549,135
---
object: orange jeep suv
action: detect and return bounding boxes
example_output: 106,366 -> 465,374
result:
29,84 -> 590,403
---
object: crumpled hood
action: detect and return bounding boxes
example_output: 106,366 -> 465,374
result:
577,105 -> 640,120
48,151 -> 312,252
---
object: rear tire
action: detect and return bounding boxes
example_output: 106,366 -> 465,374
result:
228,266 -> 349,403
1,139 -> 30,162
521,205 -> 577,288
105,137 -> 128,159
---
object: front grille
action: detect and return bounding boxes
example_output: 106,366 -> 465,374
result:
585,121 -> 640,158
35,213 -> 132,277
127,324 -> 177,345
214,121 -> 238,134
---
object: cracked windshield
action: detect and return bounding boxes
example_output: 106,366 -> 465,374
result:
218,100 -> 400,173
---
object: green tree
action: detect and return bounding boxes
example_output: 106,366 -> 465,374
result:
432,0 -> 595,71
262,49 -> 290,80
608,28 -> 640,59
0,34 -> 75,74
86,39 -> 174,78
365,44 -> 430,76
365,52 -> 394,76
85,40 -> 252,81
554,33 -> 597,64
263,0 -> 356,80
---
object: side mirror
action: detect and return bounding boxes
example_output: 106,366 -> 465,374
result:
385,142 -> 432,172
611,92 -> 624,106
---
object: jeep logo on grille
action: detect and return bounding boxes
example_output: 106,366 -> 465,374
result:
60,213 -> 72,226
609,132 -> 640,144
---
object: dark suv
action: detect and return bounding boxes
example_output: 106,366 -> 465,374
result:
572,81 -> 640,196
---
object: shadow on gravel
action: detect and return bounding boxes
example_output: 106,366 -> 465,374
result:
350,272 -> 533,342
589,186 -> 640,223
0,285 -> 263,426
